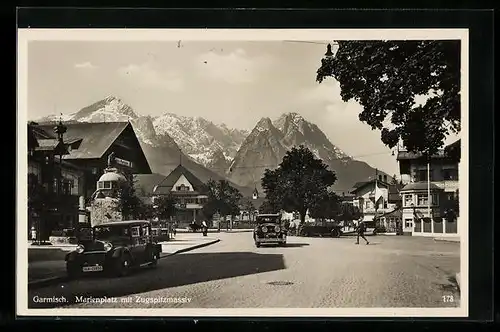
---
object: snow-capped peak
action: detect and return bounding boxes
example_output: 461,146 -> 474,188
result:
255,117 -> 274,132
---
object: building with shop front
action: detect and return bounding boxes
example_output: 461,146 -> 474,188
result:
28,121 -> 152,241
350,175 -> 402,227
152,164 -> 209,225
397,139 -> 460,237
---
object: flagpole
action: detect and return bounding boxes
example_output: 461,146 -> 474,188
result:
427,155 -> 433,234
375,168 -> 378,226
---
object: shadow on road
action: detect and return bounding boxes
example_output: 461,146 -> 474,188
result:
29,252 -> 286,308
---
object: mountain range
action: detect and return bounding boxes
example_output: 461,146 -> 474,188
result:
35,95 -> 389,196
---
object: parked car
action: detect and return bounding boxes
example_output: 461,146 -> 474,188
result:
253,213 -> 287,247
188,222 -> 202,232
65,220 -> 162,279
297,222 -> 343,238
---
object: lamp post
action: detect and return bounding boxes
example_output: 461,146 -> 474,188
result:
410,203 -> 416,234
54,119 -> 67,239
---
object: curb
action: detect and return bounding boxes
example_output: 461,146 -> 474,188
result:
433,238 -> 460,243
28,239 -> 221,289
161,239 -> 221,257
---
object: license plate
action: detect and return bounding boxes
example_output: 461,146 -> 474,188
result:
259,238 -> 278,242
82,265 -> 103,272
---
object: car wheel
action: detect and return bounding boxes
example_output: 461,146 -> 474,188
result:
115,253 -> 131,277
149,250 -> 158,267
66,262 -> 81,279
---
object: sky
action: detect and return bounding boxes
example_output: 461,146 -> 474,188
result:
26,39 -> 458,177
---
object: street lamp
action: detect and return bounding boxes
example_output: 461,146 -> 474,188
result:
325,44 -> 334,57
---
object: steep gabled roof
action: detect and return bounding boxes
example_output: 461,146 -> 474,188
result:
350,179 -> 390,194
36,122 -> 130,160
152,164 -> 208,195
400,182 -> 443,192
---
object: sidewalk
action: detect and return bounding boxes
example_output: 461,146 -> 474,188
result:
174,228 -> 253,234
28,233 -> 220,288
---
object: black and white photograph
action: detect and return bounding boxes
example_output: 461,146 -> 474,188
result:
17,28 -> 468,317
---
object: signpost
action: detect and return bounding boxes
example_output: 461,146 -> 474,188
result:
115,157 -> 133,168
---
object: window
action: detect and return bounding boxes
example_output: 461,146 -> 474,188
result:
417,193 -> 438,206
131,226 -> 140,237
142,225 -> 149,236
442,168 -> 459,181
176,184 -> 189,191
415,169 -> 435,182
403,194 -> 413,207
405,219 -> 413,228
62,180 -> 72,195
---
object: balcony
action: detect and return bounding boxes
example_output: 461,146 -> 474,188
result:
361,207 -> 392,214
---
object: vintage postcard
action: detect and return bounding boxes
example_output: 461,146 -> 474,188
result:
17,28 -> 468,317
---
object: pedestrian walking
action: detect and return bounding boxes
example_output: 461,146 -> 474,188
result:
30,225 -> 36,243
355,220 -> 369,245
202,220 -> 208,236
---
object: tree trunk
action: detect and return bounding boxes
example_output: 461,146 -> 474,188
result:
299,209 -> 306,225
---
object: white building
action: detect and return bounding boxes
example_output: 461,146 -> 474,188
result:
397,140 -> 460,237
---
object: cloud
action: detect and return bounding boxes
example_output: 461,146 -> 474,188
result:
117,63 -> 184,92
196,48 -> 273,84
74,61 -> 98,69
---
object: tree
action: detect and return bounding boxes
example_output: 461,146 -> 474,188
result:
261,145 -> 337,224
203,179 -> 243,222
308,191 -> 341,223
337,203 -> 363,224
119,171 -> 146,220
153,194 -> 177,221
258,199 -> 279,214
317,40 -> 460,156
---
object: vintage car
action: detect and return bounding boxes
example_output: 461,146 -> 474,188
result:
65,220 -> 162,278
297,222 -> 343,238
253,213 -> 286,247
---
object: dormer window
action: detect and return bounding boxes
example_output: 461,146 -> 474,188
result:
98,181 -> 113,189
176,184 -> 189,191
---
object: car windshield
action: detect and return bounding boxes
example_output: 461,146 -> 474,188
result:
256,216 -> 280,224
93,225 -> 130,241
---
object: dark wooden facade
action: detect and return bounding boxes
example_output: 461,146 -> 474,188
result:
28,121 -> 151,241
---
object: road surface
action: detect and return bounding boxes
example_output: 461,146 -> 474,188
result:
28,232 -> 460,308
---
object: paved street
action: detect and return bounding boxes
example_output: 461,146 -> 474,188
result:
28,232 -> 460,309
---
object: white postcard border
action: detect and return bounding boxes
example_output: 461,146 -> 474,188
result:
16,28 -> 469,318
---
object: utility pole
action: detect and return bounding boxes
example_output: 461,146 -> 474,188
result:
427,152 -> 433,234
374,168 -> 378,227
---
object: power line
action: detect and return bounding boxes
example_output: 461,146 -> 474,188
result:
283,40 -> 338,46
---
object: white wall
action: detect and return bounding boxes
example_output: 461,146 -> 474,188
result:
171,174 -> 194,192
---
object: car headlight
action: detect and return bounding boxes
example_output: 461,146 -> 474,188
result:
261,226 -> 268,233
75,244 -> 85,253
103,242 -> 113,252
275,225 -> 281,232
